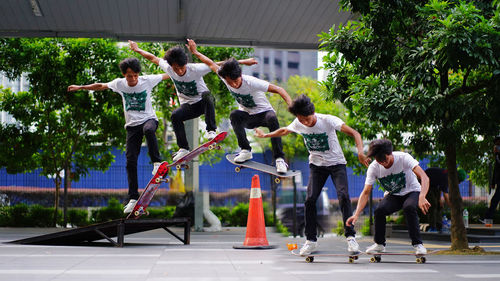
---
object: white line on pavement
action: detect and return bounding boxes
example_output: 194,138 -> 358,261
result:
287,269 -> 438,274
157,260 -> 275,265
456,274 -> 500,278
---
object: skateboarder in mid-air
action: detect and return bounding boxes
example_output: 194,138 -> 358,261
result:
346,139 -> 430,255
186,39 -> 292,174
254,94 -> 370,255
129,40 -> 256,162
68,57 -> 169,214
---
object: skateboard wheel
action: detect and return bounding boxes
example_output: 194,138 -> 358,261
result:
134,210 -> 140,217
274,178 -> 280,184
164,178 -> 170,183
208,144 -> 215,150
376,256 -> 381,263
305,256 -> 314,263
216,145 -> 221,150
155,177 -> 161,183
349,257 -> 354,263
354,256 -> 359,260
185,164 -> 190,169
235,167 -> 241,173
176,164 -> 181,170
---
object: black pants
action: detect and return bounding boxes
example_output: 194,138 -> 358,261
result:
171,92 -> 217,150
374,191 -> 422,245
230,109 -> 284,159
126,119 -> 162,200
305,164 -> 355,241
426,187 -> 443,230
485,186 -> 500,219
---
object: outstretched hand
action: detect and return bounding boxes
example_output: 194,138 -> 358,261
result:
128,40 -> 139,52
254,128 -> 266,138
358,153 -> 371,168
346,216 -> 357,227
67,85 -> 80,92
186,39 -> 197,53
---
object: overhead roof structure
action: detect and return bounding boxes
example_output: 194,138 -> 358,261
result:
0,0 -> 353,49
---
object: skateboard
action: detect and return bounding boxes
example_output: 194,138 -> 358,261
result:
226,154 -> 300,184
169,131 -> 228,170
291,249 -> 363,263
368,250 -> 437,264
127,161 -> 170,219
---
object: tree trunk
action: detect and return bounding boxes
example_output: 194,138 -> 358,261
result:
63,166 -> 71,228
444,141 -> 469,250
53,176 -> 61,227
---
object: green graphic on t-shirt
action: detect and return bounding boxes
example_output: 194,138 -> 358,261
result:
173,79 -> 198,96
230,91 -> 257,108
123,90 -> 147,111
378,171 -> 406,194
303,132 -> 330,152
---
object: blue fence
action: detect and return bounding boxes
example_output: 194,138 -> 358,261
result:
0,147 -> 472,201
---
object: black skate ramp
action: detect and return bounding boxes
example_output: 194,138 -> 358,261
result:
8,217 -> 190,247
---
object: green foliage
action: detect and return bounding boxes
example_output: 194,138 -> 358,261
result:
361,218 -> 371,236
211,206 -> 231,226
90,198 -> 123,223
0,203 -> 62,227
144,206 -> 176,219
275,219 -> 291,236
67,208 -> 89,227
229,202 -> 249,226
333,220 -> 345,236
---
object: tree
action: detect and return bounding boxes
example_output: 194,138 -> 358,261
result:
0,38 -> 126,226
130,42 -> 253,164
320,0 -> 500,249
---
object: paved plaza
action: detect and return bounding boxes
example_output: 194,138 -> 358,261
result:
1,226 -> 500,281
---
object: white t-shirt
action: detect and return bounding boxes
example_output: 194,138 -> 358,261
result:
287,113 -> 347,166
158,59 -> 211,105
220,74 -> 274,115
365,151 -> 421,196
107,74 -> 162,128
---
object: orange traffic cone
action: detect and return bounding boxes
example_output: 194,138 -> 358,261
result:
233,174 -> 275,249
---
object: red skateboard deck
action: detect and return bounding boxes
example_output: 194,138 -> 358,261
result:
226,153 -> 300,184
291,249 -> 363,263
127,161 -> 170,219
169,131 -> 228,170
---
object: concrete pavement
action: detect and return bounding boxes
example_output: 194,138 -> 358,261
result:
1,226 -> 500,281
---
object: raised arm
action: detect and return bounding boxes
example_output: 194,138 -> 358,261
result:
268,84 -> 292,106
67,83 -> 109,92
186,39 -> 219,73
340,124 -> 370,167
129,40 -> 160,65
346,184 -> 373,226
254,127 -> 292,138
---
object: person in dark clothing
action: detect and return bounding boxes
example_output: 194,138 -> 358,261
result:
425,167 -> 466,232
485,136 -> 500,222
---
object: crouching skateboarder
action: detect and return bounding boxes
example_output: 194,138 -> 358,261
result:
347,139 -> 430,255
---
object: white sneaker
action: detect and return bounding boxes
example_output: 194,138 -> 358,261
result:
173,148 -> 190,162
152,162 -> 161,175
366,243 -> 385,254
234,149 -> 252,163
123,199 -> 137,214
413,244 -> 427,255
299,240 -> 318,256
347,236 -> 360,254
275,158 -> 288,173
206,130 -> 217,140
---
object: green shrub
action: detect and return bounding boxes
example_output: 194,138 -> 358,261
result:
145,206 -> 175,219
68,208 -> 89,227
0,206 -> 11,226
29,204 -> 53,227
90,198 -> 123,223
211,206 -> 231,226
275,219 -> 290,236
229,203 -> 249,226
361,218 -> 371,236
10,203 -> 31,227
333,220 -> 344,236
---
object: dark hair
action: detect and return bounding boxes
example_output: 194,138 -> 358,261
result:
367,139 -> 393,162
288,94 -> 315,116
164,46 -> 188,66
119,58 -> 141,74
218,58 -> 242,80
